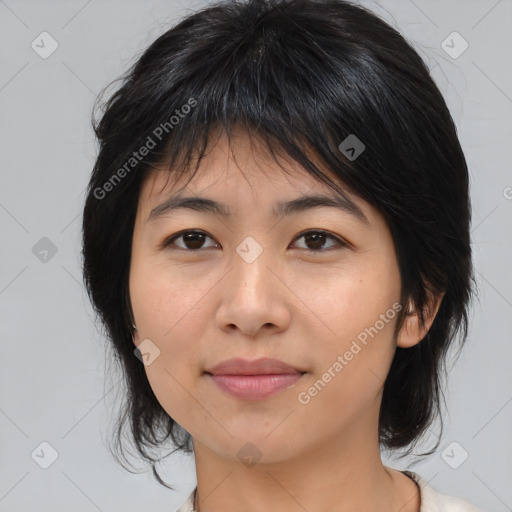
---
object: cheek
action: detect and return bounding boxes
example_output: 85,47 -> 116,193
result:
130,264 -> 209,416
293,259 -> 400,398
138,306 -> 207,431
294,304 -> 399,430
133,275 -> 208,371
131,259 -> 212,337
290,258 -> 400,346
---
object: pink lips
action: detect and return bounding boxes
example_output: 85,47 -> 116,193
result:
205,357 -> 305,400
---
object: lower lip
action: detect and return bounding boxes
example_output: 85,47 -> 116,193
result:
207,373 -> 304,400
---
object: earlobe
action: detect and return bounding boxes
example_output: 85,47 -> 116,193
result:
396,292 -> 445,348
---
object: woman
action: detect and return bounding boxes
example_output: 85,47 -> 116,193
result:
82,0 -> 482,510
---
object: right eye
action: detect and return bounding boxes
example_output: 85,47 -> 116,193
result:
160,230 -> 219,251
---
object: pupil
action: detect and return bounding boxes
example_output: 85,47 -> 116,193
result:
306,233 -> 325,250
184,233 -> 204,250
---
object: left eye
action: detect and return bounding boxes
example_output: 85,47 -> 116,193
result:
161,229 -> 346,253
291,230 -> 346,252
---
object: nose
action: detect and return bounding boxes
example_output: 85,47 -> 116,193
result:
215,242 -> 291,338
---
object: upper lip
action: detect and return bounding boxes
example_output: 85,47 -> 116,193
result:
205,357 -> 304,376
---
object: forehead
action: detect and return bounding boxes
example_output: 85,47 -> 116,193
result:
136,127 -> 376,229
140,128 -> 346,202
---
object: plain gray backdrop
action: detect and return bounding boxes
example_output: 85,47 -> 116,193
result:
1,0 -> 511,511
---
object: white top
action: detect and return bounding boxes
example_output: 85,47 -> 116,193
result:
175,471 -> 484,512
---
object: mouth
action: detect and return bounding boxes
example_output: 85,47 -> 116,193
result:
204,356 -> 306,400
205,371 -> 306,400
205,356 -> 305,376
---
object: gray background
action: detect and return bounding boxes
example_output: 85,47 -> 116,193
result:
1,0 -> 511,511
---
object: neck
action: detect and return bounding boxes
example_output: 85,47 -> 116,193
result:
191,407 -> 420,512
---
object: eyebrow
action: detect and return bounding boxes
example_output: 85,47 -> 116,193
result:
147,193 -> 370,226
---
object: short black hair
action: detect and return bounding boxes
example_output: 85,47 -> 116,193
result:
82,0 -> 476,488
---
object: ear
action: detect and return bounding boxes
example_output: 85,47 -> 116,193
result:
396,291 -> 445,348
132,325 -> 141,347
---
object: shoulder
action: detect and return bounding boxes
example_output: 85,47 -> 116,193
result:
404,471 -> 485,512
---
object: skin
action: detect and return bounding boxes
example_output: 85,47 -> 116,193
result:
130,126 -> 443,512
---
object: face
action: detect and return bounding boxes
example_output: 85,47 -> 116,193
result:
129,127 -> 405,465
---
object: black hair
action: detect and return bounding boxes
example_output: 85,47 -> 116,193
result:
81,0 -> 476,489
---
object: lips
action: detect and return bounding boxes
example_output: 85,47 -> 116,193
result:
204,357 -> 306,400
205,357 -> 304,376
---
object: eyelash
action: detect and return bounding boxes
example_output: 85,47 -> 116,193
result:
160,229 -> 347,254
